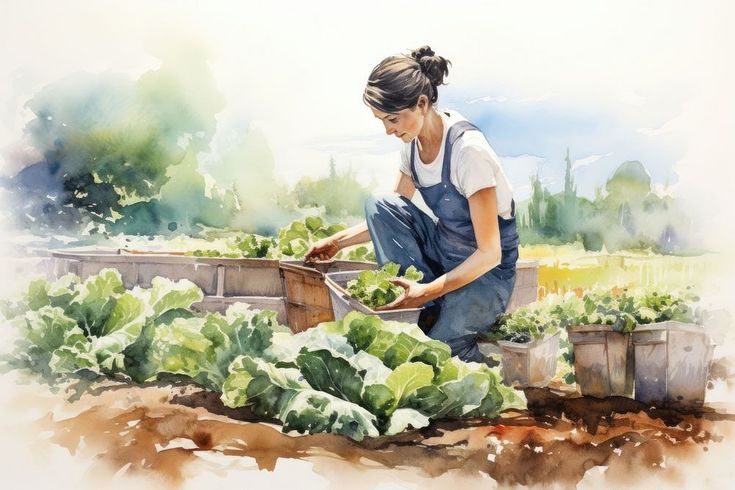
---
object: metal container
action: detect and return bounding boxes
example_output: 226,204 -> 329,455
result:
498,332 -> 560,387
324,270 -> 423,324
632,321 -> 715,407
567,325 -> 635,398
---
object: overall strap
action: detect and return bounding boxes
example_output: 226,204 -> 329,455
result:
409,141 -> 421,186
441,121 -> 480,183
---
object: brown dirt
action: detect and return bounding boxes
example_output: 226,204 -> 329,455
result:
7,377 -> 729,489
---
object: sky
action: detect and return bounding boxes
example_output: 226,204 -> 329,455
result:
0,0 -> 733,244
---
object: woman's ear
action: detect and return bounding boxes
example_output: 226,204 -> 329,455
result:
417,95 -> 428,113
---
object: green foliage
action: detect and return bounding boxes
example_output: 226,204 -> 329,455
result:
519,156 -> 691,253
292,160 -> 373,218
346,262 -> 424,308
277,216 -> 346,259
5,274 -> 518,441
183,217 -> 374,260
627,287 -> 700,325
488,292 -> 584,343
15,49 -> 225,231
488,286 -> 702,342
338,244 -> 377,262
3,269 -> 204,377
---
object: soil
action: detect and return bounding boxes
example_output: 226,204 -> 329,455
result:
4,373 -> 733,490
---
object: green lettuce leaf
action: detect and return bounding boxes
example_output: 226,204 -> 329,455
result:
385,408 -> 431,435
66,269 -> 126,337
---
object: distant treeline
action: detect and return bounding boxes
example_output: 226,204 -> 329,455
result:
516,149 -> 690,253
1,60 -> 689,253
1,57 -> 371,238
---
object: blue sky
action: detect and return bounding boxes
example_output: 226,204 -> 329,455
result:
441,88 -> 688,200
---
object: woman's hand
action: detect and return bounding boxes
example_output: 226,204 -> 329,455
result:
375,278 -> 437,310
304,237 -> 340,264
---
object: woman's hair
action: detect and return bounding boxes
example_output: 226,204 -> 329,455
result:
363,45 -> 451,113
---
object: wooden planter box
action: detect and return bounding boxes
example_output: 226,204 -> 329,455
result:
192,295 -> 287,325
505,260 -> 539,314
51,249 -> 283,296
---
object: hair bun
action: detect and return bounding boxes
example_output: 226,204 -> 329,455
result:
410,46 -> 436,61
410,45 -> 450,90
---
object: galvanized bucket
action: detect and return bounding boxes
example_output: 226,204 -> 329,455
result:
498,331 -> 560,387
567,325 -> 635,398
632,321 -> 715,407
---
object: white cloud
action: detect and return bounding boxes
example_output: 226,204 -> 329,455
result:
572,152 -> 613,171
467,95 -> 509,104
466,93 -> 550,105
518,93 -> 552,103
636,113 -> 685,137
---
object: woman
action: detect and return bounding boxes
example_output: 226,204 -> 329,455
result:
305,46 -> 519,363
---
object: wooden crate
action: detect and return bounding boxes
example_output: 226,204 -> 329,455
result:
280,260 -> 376,332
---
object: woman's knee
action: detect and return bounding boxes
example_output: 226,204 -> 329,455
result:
365,192 -> 404,216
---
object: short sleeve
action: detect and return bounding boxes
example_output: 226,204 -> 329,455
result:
399,143 -> 412,177
455,143 -> 497,198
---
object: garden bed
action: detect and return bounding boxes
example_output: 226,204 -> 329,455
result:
51,248 -> 284,296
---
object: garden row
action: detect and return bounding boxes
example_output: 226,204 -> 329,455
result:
0,269 -> 522,441
48,218 -> 539,333
483,287 -> 718,407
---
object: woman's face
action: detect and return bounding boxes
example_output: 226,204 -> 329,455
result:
370,97 -> 428,143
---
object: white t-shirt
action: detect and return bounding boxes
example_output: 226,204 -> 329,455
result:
399,109 -> 514,219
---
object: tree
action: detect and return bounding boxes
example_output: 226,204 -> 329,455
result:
528,174 -> 544,230
293,157 -> 373,219
7,42 -> 225,233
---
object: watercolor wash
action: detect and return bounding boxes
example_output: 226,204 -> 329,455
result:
0,2 -> 733,489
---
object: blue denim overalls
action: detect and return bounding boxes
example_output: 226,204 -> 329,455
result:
365,120 -> 519,362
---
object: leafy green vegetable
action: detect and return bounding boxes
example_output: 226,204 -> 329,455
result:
5,271 -> 520,441
346,262 -> 424,308
337,244 -> 376,263
279,389 -> 380,440
188,233 -> 277,259
486,293 -> 582,343
296,349 -> 364,405
148,305 -> 284,390
277,216 -> 346,259
487,286 -> 702,343
66,269 -> 126,337
385,408 -> 430,435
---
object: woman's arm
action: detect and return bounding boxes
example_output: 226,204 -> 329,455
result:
304,172 -> 415,262
377,186 -> 502,309
425,186 -> 502,295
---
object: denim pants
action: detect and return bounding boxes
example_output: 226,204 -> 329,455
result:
365,193 -> 516,362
